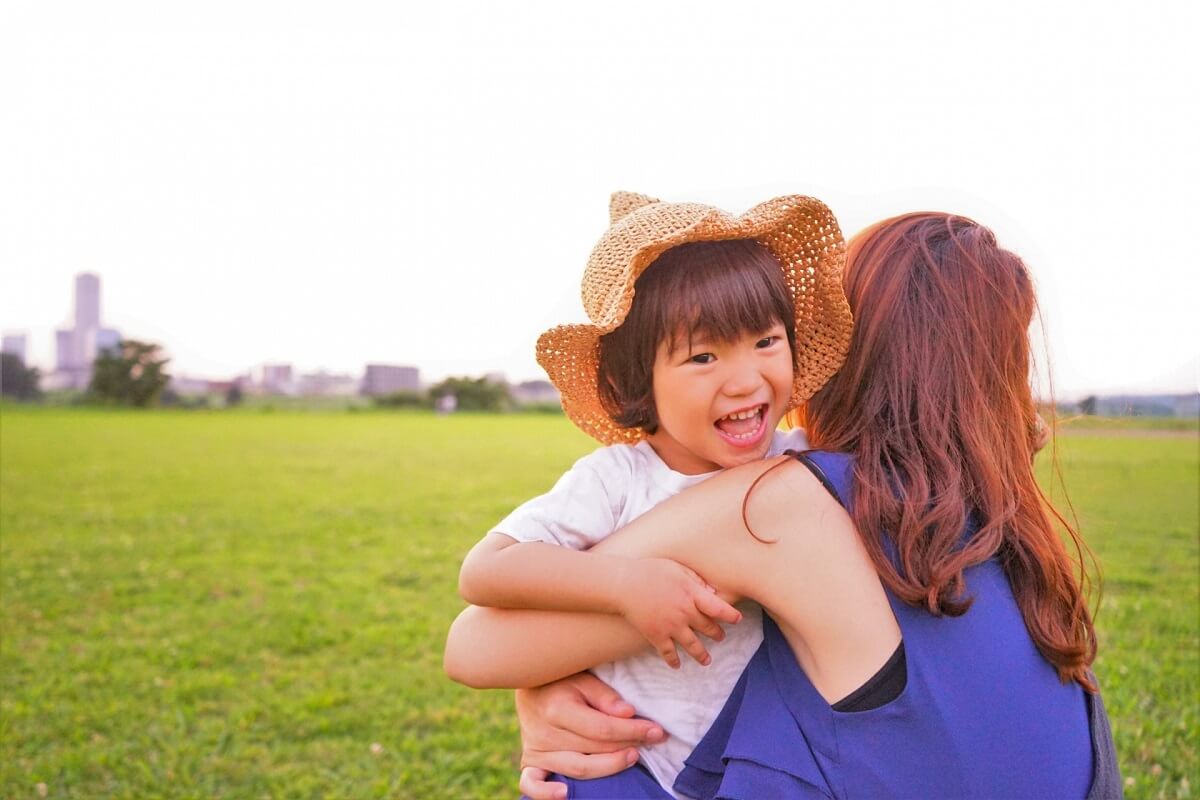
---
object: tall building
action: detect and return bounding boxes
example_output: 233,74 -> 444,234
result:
75,273 -> 100,330
93,328 -> 121,356
53,272 -> 121,389
55,330 -> 74,369
1,333 -> 28,364
362,364 -> 420,396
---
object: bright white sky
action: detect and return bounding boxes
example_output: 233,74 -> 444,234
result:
2,0 -> 1197,399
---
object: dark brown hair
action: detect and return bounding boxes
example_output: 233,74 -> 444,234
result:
794,212 -> 1098,690
598,239 -> 795,433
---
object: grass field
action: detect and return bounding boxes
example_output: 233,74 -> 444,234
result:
1,408 -> 1197,799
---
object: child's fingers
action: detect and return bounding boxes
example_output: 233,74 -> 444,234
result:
655,638 -> 681,669
675,630 -> 712,666
689,614 -> 726,642
694,589 -> 743,626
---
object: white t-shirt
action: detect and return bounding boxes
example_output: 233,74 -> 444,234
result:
491,428 -> 809,797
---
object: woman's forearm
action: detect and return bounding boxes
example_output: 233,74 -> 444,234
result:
444,604 -> 647,689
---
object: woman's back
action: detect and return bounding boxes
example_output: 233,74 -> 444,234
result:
678,451 -> 1094,800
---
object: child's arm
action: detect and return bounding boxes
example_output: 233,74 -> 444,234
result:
459,533 -> 742,668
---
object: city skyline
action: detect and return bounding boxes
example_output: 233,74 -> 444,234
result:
4,266 -> 1198,399
6,272 -> 561,393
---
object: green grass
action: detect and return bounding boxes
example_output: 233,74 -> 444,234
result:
1,408 -> 1196,799
1059,414 -> 1200,434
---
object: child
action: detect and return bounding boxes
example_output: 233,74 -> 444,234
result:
454,191 -> 852,796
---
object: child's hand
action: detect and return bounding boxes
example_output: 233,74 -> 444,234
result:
614,558 -> 743,669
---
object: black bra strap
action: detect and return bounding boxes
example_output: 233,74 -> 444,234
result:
832,641 -> 907,712
785,449 -> 845,508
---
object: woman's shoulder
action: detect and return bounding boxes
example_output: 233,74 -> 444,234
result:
786,450 -> 855,509
718,450 -> 857,552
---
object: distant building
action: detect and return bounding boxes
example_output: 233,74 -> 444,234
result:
362,364 -> 419,396
75,273 -> 100,329
511,379 -> 560,406
1091,393 -> 1200,418
169,375 -> 212,396
92,328 -> 121,357
55,329 -> 73,371
2,333 -> 28,364
1173,394 -> 1199,417
257,364 -> 295,395
52,273 -> 122,390
297,370 -> 359,396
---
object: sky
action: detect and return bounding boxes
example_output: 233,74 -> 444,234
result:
2,0 -> 1197,400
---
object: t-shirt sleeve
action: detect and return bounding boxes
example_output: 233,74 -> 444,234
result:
490,448 -> 630,550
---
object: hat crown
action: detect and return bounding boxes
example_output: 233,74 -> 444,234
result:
584,196 -> 719,325
608,191 -> 661,223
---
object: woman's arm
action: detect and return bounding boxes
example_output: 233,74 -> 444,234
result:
444,604 -> 646,689
445,455 -> 857,687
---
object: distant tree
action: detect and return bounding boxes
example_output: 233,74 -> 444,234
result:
0,353 -> 41,401
225,384 -> 244,407
373,390 -> 429,409
1079,395 -> 1097,416
88,339 -> 171,407
429,377 -> 511,412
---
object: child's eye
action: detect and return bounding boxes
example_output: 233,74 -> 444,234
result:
756,336 -> 780,349
689,353 -> 716,365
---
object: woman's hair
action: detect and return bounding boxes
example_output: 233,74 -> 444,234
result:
598,239 -> 795,432
798,212 -> 1098,690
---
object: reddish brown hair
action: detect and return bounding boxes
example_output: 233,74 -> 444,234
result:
598,239 -> 796,432
796,212 -> 1098,690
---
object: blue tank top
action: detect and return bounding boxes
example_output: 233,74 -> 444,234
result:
675,451 -> 1095,800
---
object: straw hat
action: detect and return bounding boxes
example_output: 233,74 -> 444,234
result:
537,191 -> 852,445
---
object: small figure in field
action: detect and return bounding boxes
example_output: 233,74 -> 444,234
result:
451,191 -> 852,794
435,392 -> 457,415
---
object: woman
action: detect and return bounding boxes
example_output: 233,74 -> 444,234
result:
445,212 -> 1119,799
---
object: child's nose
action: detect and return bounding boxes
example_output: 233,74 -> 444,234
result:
722,360 -> 766,396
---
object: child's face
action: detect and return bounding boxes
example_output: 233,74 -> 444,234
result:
646,322 -> 794,475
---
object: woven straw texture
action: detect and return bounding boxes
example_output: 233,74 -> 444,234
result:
537,192 -> 852,445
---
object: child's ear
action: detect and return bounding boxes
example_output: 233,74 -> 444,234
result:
609,192 -> 660,223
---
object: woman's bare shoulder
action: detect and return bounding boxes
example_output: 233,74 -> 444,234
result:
722,454 -> 854,546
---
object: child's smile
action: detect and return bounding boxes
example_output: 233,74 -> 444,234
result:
713,403 -> 769,444
645,323 -> 794,475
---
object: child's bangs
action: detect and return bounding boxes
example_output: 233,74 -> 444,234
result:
652,240 -> 794,355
